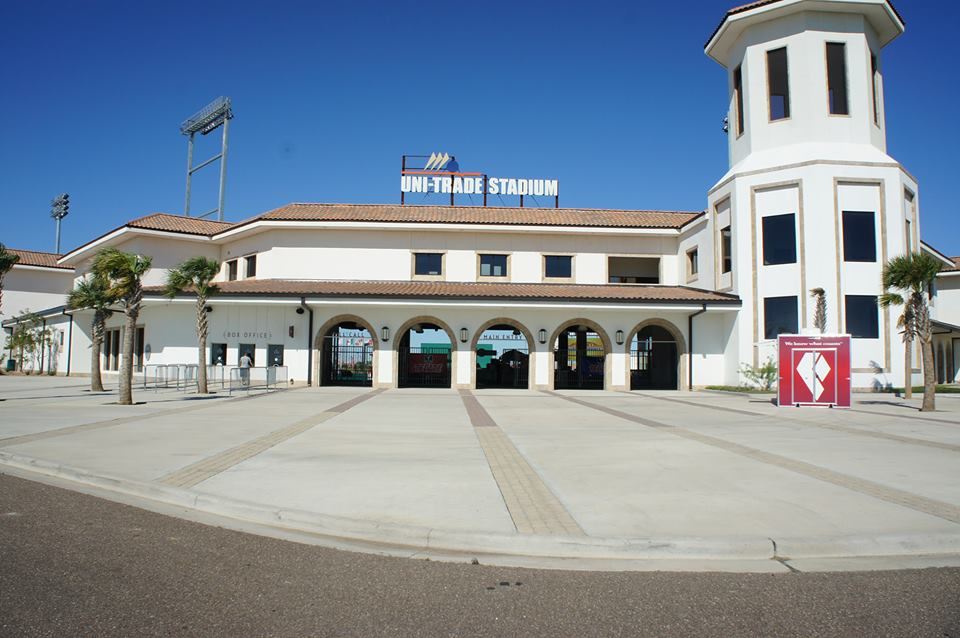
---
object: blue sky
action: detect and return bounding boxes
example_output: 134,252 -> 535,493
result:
1,0 -> 957,256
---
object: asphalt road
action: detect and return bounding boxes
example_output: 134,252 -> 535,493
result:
1,474 -> 959,637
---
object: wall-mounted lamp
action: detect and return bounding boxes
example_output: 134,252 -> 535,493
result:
296,307 -> 305,315
615,330 -> 624,345
381,326 -> 390,342
205,306 -> 214,313
289,326 -> 295,339
459,327 -> 469,343
537,329 -> 547,344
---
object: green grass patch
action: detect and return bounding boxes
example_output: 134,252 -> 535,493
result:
704,385 -> 776,394
883,385 -> 960,394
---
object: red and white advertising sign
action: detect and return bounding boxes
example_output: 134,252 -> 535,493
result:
777,335 -> 851,408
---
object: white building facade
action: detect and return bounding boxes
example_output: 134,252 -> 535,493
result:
5,0 -> 957,391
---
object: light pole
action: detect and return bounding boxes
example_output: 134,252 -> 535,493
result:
51,193 -> 69,254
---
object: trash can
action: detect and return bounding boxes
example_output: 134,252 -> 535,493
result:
5,359 -> 15,372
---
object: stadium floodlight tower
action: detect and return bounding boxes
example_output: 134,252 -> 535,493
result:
180,96 -> 234,220
50,193 -> 69,253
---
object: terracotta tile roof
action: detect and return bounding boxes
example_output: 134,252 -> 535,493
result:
8,249 -> 71,270
238,203 -> 704,230
944,257 -> 960,273
706,0 -> 904,49
146,279 -> 740,305
127,213 -> 234,236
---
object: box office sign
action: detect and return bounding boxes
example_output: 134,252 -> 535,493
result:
222,331 -> 273,341
777,335 -> 851,408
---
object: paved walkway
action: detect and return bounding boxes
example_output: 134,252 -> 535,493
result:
1,375 -> 959,571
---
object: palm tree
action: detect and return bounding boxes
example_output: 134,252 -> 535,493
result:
164,257 -> 219,394
92,248 -> 152,405
67,275 -> 114,392
0,243 -> 20,317
810,287 -> 827,334
879,252 -> 942,412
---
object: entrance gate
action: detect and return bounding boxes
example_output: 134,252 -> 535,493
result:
554,326 -> 605,390
321,324 -> 374,387
398,346 -> 451,388
630,325 -> 678,390
476,325 -> 530,390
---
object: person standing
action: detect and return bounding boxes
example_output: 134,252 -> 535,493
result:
239,351 -> 252,386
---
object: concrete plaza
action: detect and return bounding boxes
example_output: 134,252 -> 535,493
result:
1,375 -> 959,572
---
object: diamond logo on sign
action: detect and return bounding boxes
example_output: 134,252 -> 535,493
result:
796,352 -> 832,400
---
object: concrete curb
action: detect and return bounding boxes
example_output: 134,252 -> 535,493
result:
3,451 -> 960,572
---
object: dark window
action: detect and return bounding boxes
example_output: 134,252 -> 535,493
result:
764,296 -> 798,339
842,211 -> 877,262
227,260 -> 238,281
544,255 -> 573,278
414,253 -> 443,276
871,54 -> 880,124
687,248 -> 699,277
210,343 -> 227,366
733,65 -> 745,136
267,344 -> 284,366
845,295 -> 879,338
762,213 -> 797,265
721,226 -> 732,274
767,47 -> 790,120
134,327 -> 145,372
245,255 -> 257,278
826,43 -> 849,115
479,254 -> 507,277
239,344 -> 255,366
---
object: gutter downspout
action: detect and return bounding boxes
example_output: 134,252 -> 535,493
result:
64,309 -> 74,377
300,297 -> 313,386
688,303 -> 708,391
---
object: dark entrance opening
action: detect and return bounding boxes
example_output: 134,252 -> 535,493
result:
321,322 -> 374,387
476,324 -> 529,389
398,323 -> 451,388
554,325 -> 605,390
630,325 -> 679,390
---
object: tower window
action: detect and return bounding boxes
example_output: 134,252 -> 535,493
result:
764,296 -> 799,339
826,43 -> 849,115
479,254 -> 508,277
686,247 -> 699,281
871,54 -> 880,125
845,295 -> 879,339
227,260 -> 238,281
766,47 -> 790,120
761,213 -> 797,266
721,226 -> 732,274
733,65 -> 745,136
842,211 -> 877,262
544,255 -> 573,279
245,254 -> 257,278
414,253 -> 443,276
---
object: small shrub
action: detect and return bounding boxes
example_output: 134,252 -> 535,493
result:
739,358 -> 778,391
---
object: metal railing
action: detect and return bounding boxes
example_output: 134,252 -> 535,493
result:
228,366 -> 288,395
142,364 -> 231,392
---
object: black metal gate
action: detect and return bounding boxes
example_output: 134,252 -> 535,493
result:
476,347 -> 529,389
398,346 -> 451,388
630,337 -> 678,390
322,336 -> 373,386
554,345 -> 605,390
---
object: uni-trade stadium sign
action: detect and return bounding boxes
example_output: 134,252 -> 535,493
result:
400,153 -> 559,208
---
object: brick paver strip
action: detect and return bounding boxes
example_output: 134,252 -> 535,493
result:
630,392 -> 960,453
0,393 -> 269,449
460,390 -> 584,537
159,389 -> 385,489
555,392 -> 960,526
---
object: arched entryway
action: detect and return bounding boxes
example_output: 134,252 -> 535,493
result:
396,317 -> 454,388
551,321 -> 609,390
471,319 -> 534,390
627,320 -> 684,390
317,317 -> 377,387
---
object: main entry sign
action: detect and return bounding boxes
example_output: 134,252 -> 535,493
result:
777,335 -> 852,408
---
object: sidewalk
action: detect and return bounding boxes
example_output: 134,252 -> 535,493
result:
1,377 -> 959,572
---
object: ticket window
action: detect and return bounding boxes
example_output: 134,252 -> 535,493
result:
238,344 -> 256,366
267,344 -> 284,367
210,343 -> 227,366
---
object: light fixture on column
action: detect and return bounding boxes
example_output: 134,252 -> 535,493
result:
381,326 -> 390,342
459,327 -> 468,343
537,329 -> 547,344
615,330 -> 624,345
